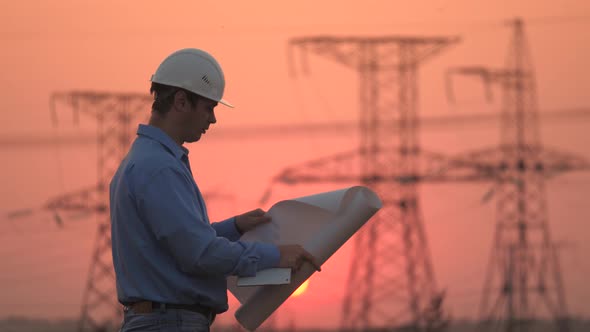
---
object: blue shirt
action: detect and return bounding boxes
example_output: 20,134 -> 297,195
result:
110,124 -> 280,313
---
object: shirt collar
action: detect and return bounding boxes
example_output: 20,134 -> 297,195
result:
137,124 -> 189,160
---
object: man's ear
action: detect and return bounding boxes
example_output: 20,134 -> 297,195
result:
172,90 -> 188,112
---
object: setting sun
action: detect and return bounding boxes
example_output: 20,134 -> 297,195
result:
292,280 -> 310,297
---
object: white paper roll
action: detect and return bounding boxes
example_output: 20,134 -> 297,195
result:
229,186 -> 382,331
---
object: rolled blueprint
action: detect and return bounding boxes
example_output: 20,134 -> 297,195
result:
228,186 -> 382,331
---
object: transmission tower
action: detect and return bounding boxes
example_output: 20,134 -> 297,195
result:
446,18 -> 589,332
48,92 -> 150,331
282,35 -> 463,331
47,91 -> 239,332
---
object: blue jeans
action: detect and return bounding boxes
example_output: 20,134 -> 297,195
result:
119,306 -> 212,332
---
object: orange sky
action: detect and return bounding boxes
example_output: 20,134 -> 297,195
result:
1,0 -> 589,330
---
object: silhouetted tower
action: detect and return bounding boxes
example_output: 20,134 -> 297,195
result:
48,92 -> 150,331
447,18 -> 589,332
284,36 -> 459,331
47,91 -> 239,332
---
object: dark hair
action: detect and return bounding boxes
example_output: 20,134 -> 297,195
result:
150,82 -> 200,115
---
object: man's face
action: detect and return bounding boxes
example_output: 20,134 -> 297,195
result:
182,94 -> 218,143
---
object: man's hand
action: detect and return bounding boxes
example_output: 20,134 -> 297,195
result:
235,208 -> 271,234
278,244 -> 321,272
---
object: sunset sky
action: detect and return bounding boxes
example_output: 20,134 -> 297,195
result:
1,0 -> 589,330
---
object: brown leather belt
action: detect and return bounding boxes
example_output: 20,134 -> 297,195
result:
125,300 -> 215,322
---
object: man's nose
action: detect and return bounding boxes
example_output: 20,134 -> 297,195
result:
210,112 -> 217,124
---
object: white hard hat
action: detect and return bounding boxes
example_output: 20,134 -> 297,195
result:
150,48 -> 233,108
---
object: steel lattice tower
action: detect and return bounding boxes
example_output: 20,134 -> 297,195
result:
47,92 -> 239,332
447,18 -> 589,332
282,36 -> 459,331
48,92 -> 150,331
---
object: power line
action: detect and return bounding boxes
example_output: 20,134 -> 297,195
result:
1,107 -> 589,147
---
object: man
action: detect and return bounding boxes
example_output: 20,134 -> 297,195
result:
110,48 -> 320,332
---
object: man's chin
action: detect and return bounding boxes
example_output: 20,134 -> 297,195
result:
186,134 -> 202,143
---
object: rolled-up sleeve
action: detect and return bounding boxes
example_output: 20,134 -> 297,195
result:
137,167 -> 279,277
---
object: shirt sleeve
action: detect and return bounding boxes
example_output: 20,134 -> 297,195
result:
137,167 -> 280,277
211,217 -> 242,242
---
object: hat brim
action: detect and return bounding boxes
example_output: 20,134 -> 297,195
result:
219,98 -> 234,108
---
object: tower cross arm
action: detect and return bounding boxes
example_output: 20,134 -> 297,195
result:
44,183 -> 107,215
289,36 -> 459,71
447,146 -> 590,179
272,147 -> 498,186
445,66 -> 527,103
50,91 -> 152,124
